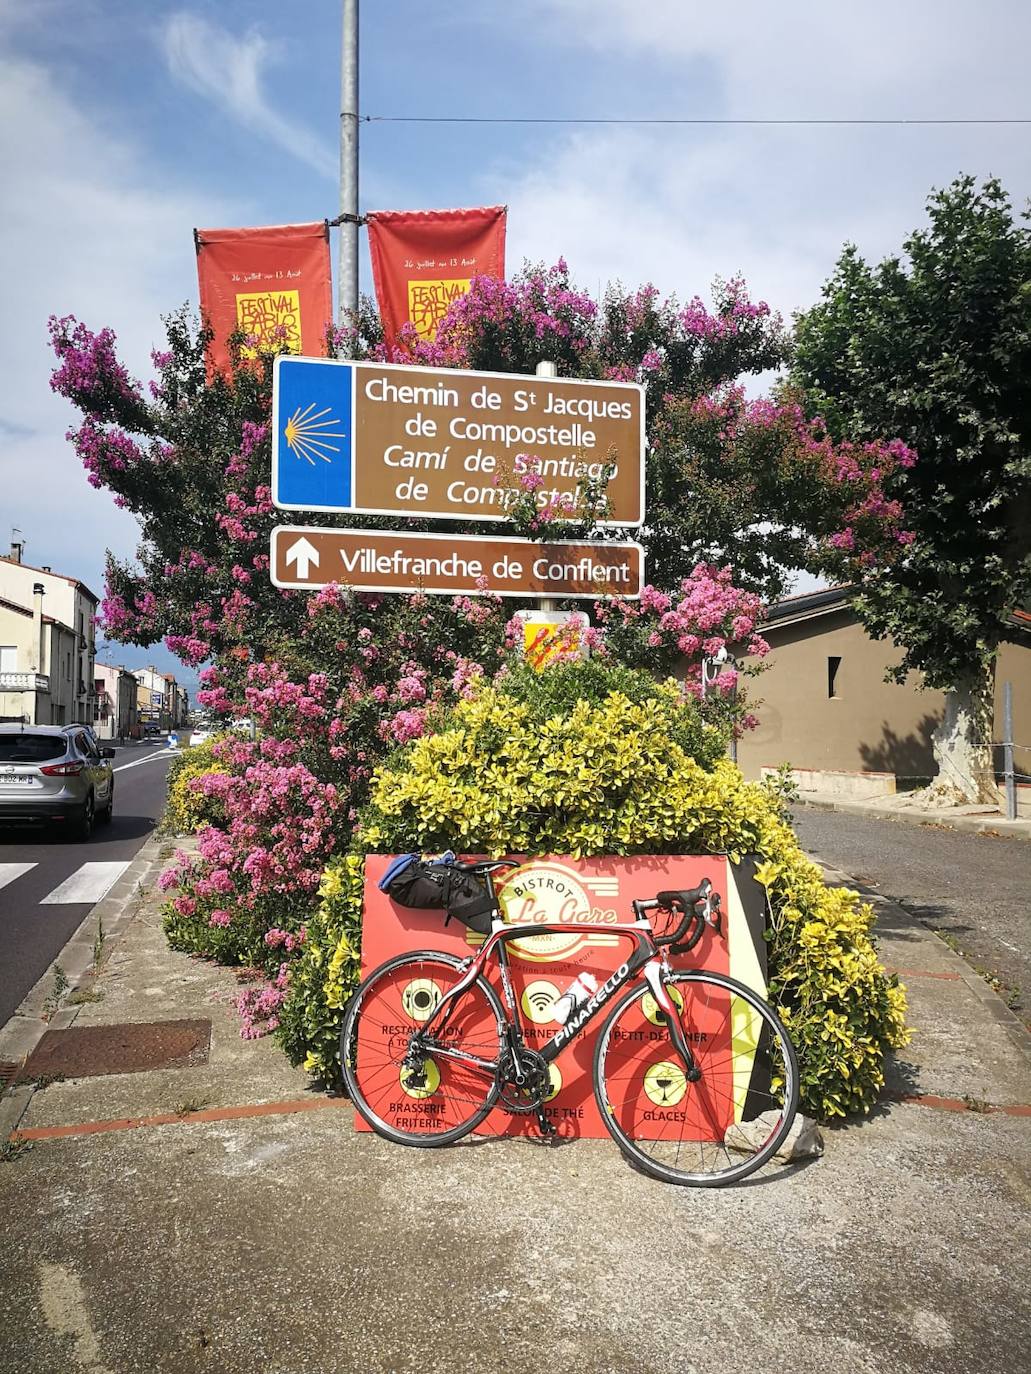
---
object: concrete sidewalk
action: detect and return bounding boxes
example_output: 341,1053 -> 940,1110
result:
797,786 -> 1031,841
1,849 -> 1029,1374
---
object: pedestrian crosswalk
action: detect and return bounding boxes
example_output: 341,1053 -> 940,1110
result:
0,860 -> 130,905
0,862 -> 35,893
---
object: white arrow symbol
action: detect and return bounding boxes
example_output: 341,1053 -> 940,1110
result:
285,536 -> 320,579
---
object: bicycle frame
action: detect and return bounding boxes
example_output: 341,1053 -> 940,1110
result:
411,917 -> 701,1083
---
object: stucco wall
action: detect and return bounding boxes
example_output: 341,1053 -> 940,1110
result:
737,609 -> 946,782
735,609 -> 1031,785
996,641 -> 1031,783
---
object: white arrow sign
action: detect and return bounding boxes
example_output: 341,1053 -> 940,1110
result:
285,536 -> 320,579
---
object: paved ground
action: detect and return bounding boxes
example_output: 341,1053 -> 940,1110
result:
1,840 -> 1029,1373
792,807 -> 1031,1025
0,739 -> 173,1024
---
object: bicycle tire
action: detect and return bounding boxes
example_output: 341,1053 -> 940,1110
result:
341,950 -> 505,1147
593,970 -> 800,1186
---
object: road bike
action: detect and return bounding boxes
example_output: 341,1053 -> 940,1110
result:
341,859 -> 799,1186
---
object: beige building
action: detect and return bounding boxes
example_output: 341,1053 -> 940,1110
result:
736,588 -> 1031,788
0,543 -> 99,726
0,591 -> 81,726
94,663 -> 139,740
134,667 -> 188,731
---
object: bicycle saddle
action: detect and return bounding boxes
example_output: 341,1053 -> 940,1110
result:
450,857 -> 520,875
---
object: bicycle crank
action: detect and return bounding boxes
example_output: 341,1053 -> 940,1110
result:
498,1047 -> 552,1114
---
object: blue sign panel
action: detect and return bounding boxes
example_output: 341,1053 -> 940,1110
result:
272,357 -> 355,512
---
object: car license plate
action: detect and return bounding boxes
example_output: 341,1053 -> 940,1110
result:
0,773 -> 32,785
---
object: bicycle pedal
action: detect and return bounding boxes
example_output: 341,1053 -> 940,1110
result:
535,1112 -> 558,1138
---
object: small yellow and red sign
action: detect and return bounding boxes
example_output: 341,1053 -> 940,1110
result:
516,611 -> 589,670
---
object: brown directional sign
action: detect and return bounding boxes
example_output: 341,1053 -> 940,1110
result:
271,526 -> 644,600
272,356 -> 644,526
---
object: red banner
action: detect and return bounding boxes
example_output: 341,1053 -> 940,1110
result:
194,222 -> 333,376
357,855 -> 768,1141
366,206 -> 506,347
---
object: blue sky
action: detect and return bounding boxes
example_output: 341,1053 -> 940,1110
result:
2,0 -> 1030,697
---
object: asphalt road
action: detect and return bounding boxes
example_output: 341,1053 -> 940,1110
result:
0,738 -> 173,1026
791,805 -> 1031,1023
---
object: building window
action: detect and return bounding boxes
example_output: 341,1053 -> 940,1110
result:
828,656 -> 842,699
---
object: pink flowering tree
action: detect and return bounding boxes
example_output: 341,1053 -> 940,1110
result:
330,263 -> 916,596
47,263 -> 917,1035
592,565 -> 771,732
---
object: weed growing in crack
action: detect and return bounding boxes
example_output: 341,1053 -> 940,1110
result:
0,1138 -> 33,1164
41,965 -> 69,1021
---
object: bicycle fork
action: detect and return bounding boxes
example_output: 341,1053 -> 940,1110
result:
643,960 -> 702,1082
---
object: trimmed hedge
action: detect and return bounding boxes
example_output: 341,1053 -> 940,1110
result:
164,736 -> 228,834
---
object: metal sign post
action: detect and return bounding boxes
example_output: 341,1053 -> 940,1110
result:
1003,680 -> 1017,821
338,0 -> 359,326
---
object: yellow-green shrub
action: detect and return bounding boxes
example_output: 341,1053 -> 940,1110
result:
276,855 -> 364,1082
164,736 -> 229,833
284,673 -> 909,1116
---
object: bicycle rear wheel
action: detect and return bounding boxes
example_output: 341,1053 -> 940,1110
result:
594,970 -> 799,1186
341,950 -> 505,1147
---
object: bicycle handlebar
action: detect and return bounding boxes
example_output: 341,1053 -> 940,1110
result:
443,861 -> 719,950
632,879 -> 717,950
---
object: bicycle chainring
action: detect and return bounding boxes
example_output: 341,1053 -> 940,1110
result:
498,1047 -> 551,1112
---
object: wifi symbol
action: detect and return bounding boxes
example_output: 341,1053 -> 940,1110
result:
521,980 -> 560,1024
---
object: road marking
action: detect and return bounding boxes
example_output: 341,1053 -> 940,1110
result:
40,861 -> 130,906
0,862 -> 37,891
114,751 -> 175,773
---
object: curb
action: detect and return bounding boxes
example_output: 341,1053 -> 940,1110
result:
0,832 -> 171,1140
796,795 -> 1031,843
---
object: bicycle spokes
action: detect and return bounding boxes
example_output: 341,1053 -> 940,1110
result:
348,958 -> 501,1137
596,974 -> 794,1182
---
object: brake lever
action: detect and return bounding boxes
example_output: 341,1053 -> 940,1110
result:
703,892 -> 722,934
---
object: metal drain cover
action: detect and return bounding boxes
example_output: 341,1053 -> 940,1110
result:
21,1020 -> 212,1080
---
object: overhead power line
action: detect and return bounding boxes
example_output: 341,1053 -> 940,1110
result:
365,114 -> 1031,127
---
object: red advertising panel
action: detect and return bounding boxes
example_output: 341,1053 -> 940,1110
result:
195,222 -> 333,376
366,206 -> 507,347
357,855 -> 768,1141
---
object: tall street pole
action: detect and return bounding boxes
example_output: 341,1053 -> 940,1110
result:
339,0 -> 360,330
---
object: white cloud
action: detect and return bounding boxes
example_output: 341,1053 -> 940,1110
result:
0,48 -> 236,594
500,124 -> 1029,327
487,3 -> 1031,324
161,12 -> 336,181
526,1 -> 1031,117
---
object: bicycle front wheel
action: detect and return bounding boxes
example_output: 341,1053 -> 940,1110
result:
341,951 -> 505,1147
594,970 -> 799,1186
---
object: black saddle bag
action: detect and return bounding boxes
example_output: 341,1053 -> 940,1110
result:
378,853 -> 498,935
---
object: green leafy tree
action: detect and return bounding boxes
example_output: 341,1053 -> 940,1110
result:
792,177 -> 1031,801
